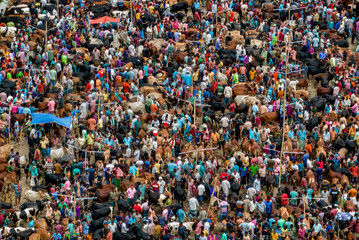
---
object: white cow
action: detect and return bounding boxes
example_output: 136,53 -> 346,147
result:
9,155 -> 27,166
50,147 -> 66,160
24,190 -> 49,202
167,222 -> 194,233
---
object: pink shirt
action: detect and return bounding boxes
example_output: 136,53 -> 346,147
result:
64,180 -> 71,190
48,101 -> 55,112
127,188 -> 137,199
195,222 -> 202,235
138,70 -> 144,80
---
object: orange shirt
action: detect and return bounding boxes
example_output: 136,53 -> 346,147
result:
96,79 -> 101,90
88,118 -> 96,131
123,82 -> 130,92
151,103 -> 158,113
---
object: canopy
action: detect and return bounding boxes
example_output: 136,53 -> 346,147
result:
30,113 -> 72,129
89,16 -> 120,24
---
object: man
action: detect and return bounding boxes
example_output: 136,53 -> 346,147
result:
189,196 -> 199,220
14,180 -> 22,205
126,185 -> 137,203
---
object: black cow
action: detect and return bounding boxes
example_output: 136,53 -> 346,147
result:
0,202 -> 12,209
309,97 -> 326,112
93,229 -> 103,240
208,100 -> 226,113
44,173 -> 62,185
170,2 -> 188,14
90,217 -> 106,232
117,198 -> 129,212
235,104 -> 249,114
113,231 -> 135,240
90,203 -> 111,211
148,191 -> 160,205
20,200 -> 45,216
173,185 -> 186,205
334,40 -> 349,48
92,207 -> 113,220
305,116 -> 319,131
131,225 -> 151,240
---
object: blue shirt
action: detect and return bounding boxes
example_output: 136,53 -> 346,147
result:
129,165 -> 137,176
298,130 -> 306,140
265,201 -> 272,213
176,209 -> 186,223
168,162 -> 177,172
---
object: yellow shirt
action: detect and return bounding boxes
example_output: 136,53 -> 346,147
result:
148,5 -> 154,13
249,70 -> 256,80
103,92 -> 109,102
153,225 -> 162,235
136,13 -> 141,20
271,232 -> 279,240
211,132 -> 219,143
155,163 -> 160,173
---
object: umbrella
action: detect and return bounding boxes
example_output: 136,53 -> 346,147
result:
89,16 -> 120,24
58,153 -> 75,163
336,212 -> 351,221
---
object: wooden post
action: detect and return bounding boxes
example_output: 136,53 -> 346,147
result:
45,20 -> 47,52
73,195 -> 76,220
8,103 -> 12,143
57,0 -> 59,17
130,0 -> 133,26
279,4 -> 292,188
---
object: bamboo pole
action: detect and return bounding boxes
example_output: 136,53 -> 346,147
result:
279,5 -> 292,188
8,103 -> 12,144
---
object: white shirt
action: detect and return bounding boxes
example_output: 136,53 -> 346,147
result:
189,197 -> 199,211
197,184 -> 205,196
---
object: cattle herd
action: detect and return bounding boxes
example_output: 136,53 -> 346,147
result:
2,0 -> 359,239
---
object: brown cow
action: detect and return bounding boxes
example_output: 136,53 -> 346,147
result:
35,218 -> 50,230
296,78 -> 309,89
317,87 -> 331,95
29,233 -> 41,240
241,137 -> 251,154
12,114 -> 26,124
36,228 -> 50,240
260,112 -> 279,123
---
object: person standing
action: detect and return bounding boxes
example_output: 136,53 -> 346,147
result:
13,180 -> 22,206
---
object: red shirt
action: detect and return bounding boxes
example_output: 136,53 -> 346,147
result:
280,193 -> 288,206
123,82 -> 130,93
133,204 -> 142,213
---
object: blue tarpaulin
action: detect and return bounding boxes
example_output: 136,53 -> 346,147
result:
30,113 -> 72,128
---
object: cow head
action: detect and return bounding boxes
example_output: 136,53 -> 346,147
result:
9,213 -> 18,223
36,200 -> 46,211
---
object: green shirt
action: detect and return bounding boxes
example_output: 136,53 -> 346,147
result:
67,223 -> 74,237
277,218 -> 285,229
58,202 -> 68,210
73,168 -> 81,176
250,165 -> 259,175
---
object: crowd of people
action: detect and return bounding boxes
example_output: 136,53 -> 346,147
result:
2,0 -> 359,239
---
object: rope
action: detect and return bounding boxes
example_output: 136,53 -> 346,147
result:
180,147 -> 217,154
66,143 -> 105,153
262,147 -> 305,154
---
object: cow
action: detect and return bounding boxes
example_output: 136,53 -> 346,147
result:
170,2 -> 188,14
174,185 -> 186,205
24,190 -> 49,202
10,208 -> 36,227
89,217 -> 106,232
20,200 -> 45,217
0,202 -> 12,209
91,207 -> 113,220
44,173 -> 62,185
